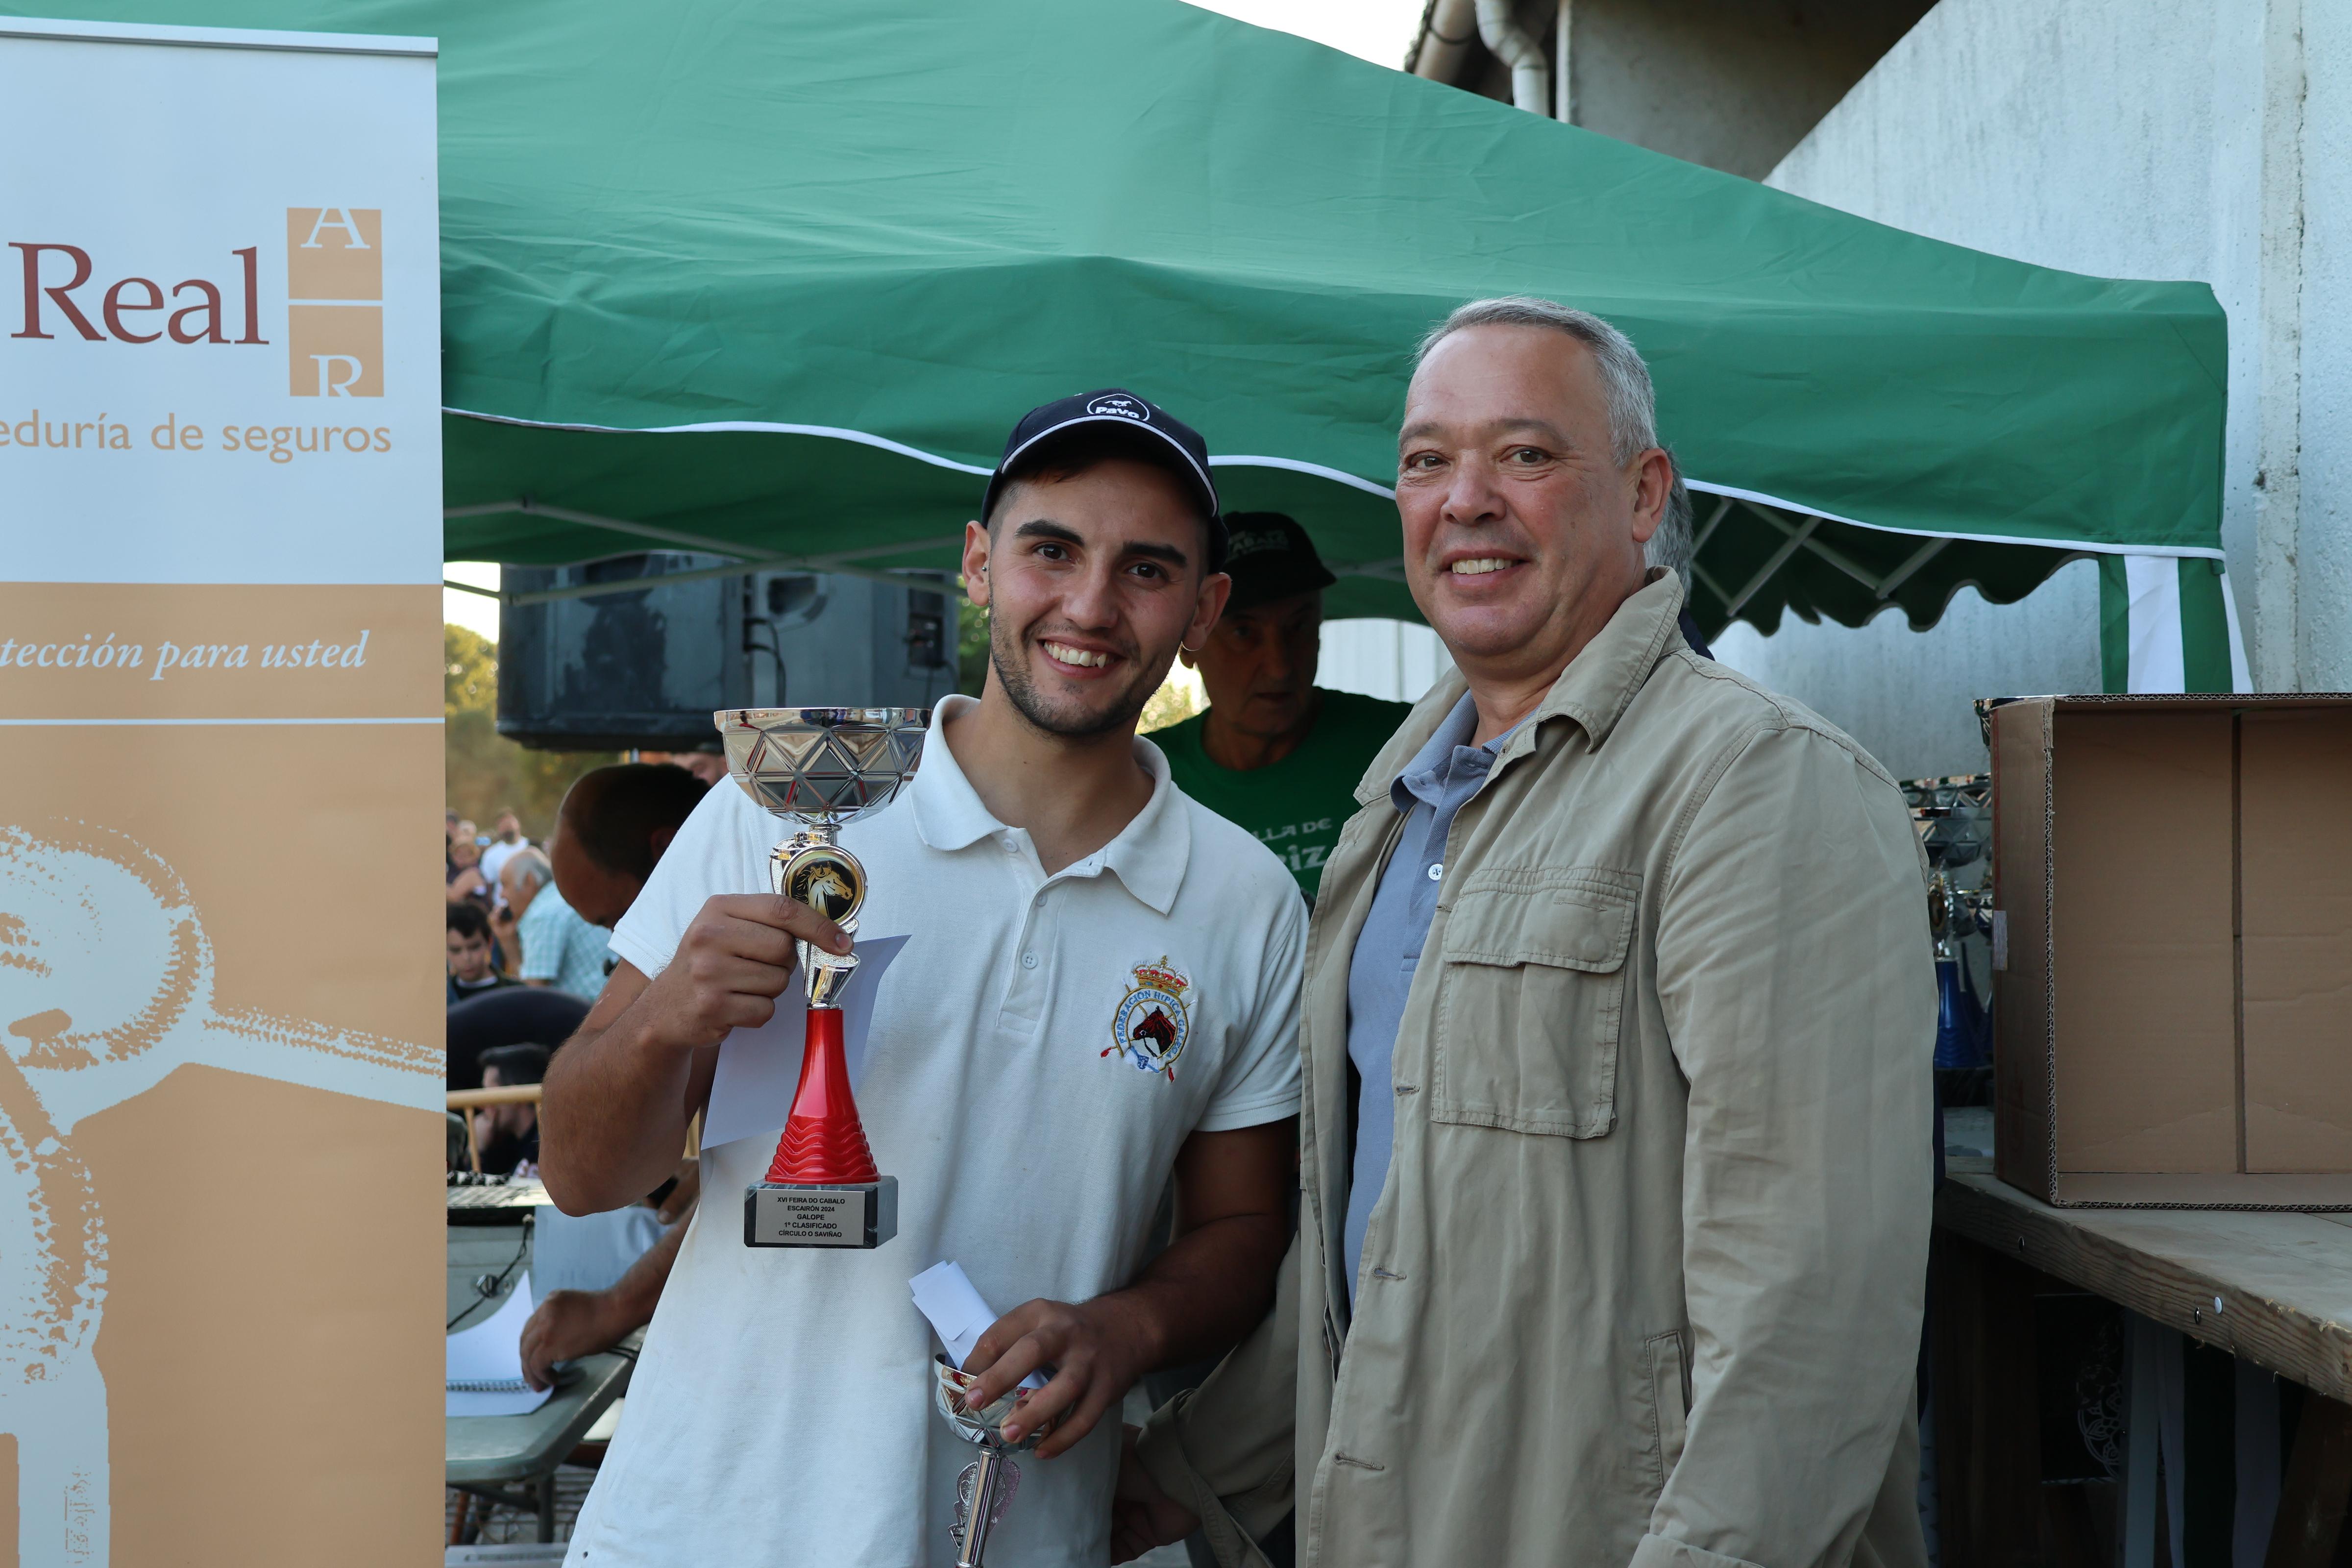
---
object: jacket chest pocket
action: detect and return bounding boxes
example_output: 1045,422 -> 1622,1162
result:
1429,867 -> 1638,1138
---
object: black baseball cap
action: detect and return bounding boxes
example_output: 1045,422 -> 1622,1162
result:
981,389 -> 1226,572
1219,512 -> 1339,611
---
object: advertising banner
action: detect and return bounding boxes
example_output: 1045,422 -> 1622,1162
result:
0,19 -> 442,1566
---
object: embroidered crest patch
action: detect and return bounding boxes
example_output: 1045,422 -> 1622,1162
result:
1105,957 -> 1190,1080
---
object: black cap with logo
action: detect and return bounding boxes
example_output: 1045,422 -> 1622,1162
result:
1218,512 -> 1338,612
982,389 -> 1226,572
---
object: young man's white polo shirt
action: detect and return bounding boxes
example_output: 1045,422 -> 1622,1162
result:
566,697 -> 1304,1568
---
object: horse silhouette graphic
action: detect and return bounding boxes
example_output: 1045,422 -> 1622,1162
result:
1128,1006 -> 1178,1057
0,819 -> 436,1567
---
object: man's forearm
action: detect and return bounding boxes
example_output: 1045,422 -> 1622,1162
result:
606,1210 -> 690,1327
539,979 -> 701,1214
1108,1210 -> 1290,1373
539,896 -> 845,1217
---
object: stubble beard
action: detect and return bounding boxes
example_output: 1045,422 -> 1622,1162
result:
988,612 -> 1156,740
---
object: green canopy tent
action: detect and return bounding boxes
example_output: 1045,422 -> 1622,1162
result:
26,0 -> 2243,692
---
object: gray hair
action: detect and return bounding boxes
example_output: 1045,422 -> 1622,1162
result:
1414,296 -> 1660,466
1646,459 -> 1693,580
503,847 -> 552,891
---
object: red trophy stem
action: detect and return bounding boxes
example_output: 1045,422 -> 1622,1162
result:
766,1004 -> 881,1185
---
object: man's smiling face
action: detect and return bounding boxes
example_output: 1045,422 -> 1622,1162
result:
1395,323 -> 1663,683
965,457 -> 1228,740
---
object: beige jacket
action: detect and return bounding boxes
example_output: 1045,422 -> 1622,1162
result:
1139,573 -> 1935,1568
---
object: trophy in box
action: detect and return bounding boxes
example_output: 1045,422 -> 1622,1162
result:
716,707 -> 928,1249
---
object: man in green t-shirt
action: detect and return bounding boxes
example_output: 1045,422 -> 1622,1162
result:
1152,513 -> 1414,903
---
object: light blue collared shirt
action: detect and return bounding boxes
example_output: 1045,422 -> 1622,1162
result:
1342,692 -> 1522,1304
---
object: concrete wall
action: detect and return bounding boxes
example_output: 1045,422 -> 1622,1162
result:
1566,0 -> 1935,179
1318,618 -> 1454,704
1720,0 -> 2348,765
1446,0 -> 1932,178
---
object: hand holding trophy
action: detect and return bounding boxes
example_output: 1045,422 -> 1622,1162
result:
715,707 -> 927,1249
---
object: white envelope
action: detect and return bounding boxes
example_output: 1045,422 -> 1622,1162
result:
701,933 -> 909,1150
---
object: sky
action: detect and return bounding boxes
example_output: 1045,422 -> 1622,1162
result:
442,0 -> 1429,639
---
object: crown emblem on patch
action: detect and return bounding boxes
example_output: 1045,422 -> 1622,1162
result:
1130,961 -> 1187,996
1106,956 -> 1192,1082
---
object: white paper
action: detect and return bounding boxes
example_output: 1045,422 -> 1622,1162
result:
702,933 -> 909,1149
445,1277 -> 553,1419
909,1260 -> 1047,1390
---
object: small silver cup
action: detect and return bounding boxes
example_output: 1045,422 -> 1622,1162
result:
933,1357 -> 1051,1568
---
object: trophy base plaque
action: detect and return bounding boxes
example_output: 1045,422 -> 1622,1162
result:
744,1176 -> 899,1248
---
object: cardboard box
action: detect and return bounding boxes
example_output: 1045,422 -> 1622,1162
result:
1990,695 -> 2352,1207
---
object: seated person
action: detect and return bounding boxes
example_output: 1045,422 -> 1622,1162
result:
478,810 -> 529,905
495,847 -> 610,1004
446,986 -> 591,1091
546,762 -> 710,929
446,821 -> 492,909
514,763 -> 712,1384
520,1160 -> 700,1391
472,1041 -> 550,1176
446,902 -> 519,1007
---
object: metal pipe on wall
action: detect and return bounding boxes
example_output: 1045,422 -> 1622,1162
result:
1475,0 -> 1549,114
1411,0 -> 1477,83
1553,0 -> 1572,122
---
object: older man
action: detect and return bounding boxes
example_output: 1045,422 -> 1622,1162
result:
1153,514 -> 1411,904
1119,298 -> 1934,1568
495,847 -> 610,1004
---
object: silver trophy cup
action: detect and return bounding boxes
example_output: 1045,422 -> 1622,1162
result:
715,707 -> 927,1248
934,1357 -> 1050,1567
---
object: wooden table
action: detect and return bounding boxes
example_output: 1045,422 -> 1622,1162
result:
1933,1130 -> 2352,1568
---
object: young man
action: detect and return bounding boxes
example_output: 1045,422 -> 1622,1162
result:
542,391 -> 1305,1568
446,902 -> 518,1006
1152,514 -> 1411,903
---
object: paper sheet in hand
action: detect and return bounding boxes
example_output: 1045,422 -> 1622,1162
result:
445,1278 -> 552,1418
909,1260 -> 1047,1391
703,933 -> 907,1149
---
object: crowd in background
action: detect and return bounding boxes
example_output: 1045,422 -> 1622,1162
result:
444,758 -> 720,1406
445,759 -> 716,1176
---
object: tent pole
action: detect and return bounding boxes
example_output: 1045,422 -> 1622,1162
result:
1743,500 -> 1883,592
1874,537 -> 1952,599
1690,496 -> 1734,556
1688,559 -> 1734,619
1720,515 -> 1819,619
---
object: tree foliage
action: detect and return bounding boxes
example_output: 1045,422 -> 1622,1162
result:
444,624 -> 623,842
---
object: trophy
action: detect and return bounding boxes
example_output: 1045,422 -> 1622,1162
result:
1902,773 -> 1995,1076
933,1357 -> 1050,1567
716,707 -> 928,1249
